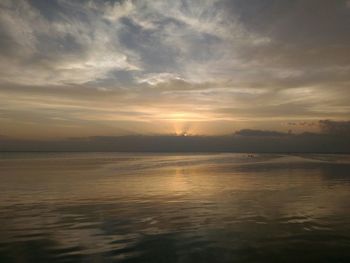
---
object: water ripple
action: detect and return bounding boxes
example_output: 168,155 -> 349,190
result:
1,153 -> 350,262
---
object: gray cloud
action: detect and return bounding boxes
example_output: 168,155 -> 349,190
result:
1,131 -> 349,153
0,0 -> 349,139
319,120 -> 350,135
235,129 -> 289,137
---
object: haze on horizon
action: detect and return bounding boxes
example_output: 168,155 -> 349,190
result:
0,0 -> 350,142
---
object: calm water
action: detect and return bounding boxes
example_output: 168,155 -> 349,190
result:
0,153 -> 350,263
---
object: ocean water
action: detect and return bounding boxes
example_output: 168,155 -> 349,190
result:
0,153 -> 350,263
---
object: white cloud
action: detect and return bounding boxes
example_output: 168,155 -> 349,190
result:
86,0 -> 135,21
137,73 -> 183,86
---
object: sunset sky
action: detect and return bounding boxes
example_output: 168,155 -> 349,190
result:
0,0 -> 349,140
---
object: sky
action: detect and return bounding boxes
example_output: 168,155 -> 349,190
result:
0,0 -> 349,143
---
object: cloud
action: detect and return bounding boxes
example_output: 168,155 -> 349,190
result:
319,120 -> 350,135
0,0 -> 349,139
0,0 -> 140,85
137,73 -> 184,86
235,129 -> 289,137
1,130 -> 349,153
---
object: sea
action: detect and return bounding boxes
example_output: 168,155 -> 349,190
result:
0,153 -> 350,262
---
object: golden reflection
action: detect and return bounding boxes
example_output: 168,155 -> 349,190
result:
167,168 -> 191,193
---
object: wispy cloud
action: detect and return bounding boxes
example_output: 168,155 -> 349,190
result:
0,0 -> 349,138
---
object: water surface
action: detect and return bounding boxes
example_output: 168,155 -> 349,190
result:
0,153 -> 350,262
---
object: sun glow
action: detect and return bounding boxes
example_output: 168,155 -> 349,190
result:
157,112 -> 203,122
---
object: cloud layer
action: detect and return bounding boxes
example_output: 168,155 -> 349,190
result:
0,0 -> 349,139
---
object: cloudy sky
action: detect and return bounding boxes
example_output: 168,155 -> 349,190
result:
0,0 -> 349,139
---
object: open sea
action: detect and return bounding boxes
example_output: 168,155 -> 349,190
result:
0,153 -> 350,263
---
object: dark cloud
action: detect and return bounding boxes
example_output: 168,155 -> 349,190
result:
235,129 -> 289,137
1,131 -> 349,153
319,120 -> 350,135
227,0 -> 350,47
225,0 -> 350,73
29,0 -> 72,21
